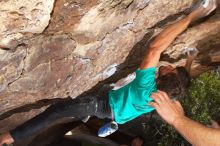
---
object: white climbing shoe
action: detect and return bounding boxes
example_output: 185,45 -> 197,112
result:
186,0 -> 217,16
201,0 -> 217,16
98,121 -> 118,137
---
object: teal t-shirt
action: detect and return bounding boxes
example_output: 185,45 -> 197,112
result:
109,67 -> 157,124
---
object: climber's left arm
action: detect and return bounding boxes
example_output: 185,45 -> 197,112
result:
140,14 -> 193,69
184,49 -> 198,75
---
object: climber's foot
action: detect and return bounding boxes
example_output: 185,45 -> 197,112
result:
189,0 -> 217,22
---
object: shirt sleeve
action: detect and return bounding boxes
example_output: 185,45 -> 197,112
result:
134,67 -> 157,88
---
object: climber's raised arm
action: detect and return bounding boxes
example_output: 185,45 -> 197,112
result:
140,15 -> 193,69
140,0 -> 217,69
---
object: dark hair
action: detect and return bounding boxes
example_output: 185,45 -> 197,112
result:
157,66 -> 191,98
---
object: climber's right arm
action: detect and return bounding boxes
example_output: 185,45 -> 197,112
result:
140,15 -> 193,69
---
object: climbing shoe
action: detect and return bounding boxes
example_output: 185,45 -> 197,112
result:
98,121 -> 118,137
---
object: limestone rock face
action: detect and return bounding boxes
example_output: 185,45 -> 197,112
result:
0,0 -> 55,49
0,0 -> 220,133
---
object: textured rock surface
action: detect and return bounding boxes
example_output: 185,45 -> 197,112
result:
0,0 -> 220,133
0,0 -> 55,49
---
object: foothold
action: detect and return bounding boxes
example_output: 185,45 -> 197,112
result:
66,75 -> 72,81
65,131 -> 73,136
183,47 -> 199,57
64,2 -> 69,7
57,79 -> 61,83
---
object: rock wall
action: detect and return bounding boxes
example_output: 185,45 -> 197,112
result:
0,0 -> 220,132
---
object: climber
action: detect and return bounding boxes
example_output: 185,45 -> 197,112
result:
0,0 -> 217,145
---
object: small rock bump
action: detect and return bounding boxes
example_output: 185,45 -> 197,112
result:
19,7 -> 27,13
35,20 -> 40,26
36,2 -> 43,7
31,9 -> 41,20
64,2 -> 69,7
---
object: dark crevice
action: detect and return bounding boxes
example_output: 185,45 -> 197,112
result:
149,11 -> 186,29
124,0 -> 134,9
189,10 -> 217,27
7,48 -> 27,87
0,98 -> 72,121
0,47 -> 11,51
0,42 -> 27,52
160,53 -> 185,63
28,120 -> 82,146
149,9 -> 216,30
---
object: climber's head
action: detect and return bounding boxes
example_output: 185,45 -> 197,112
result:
156,65 -> 191,98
